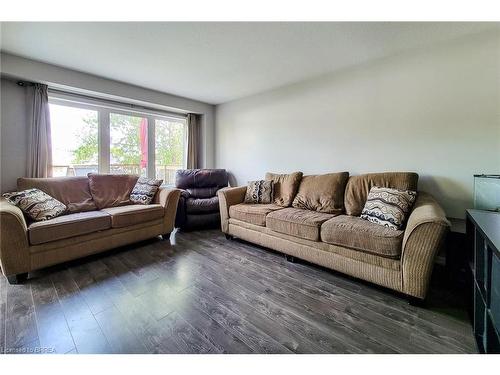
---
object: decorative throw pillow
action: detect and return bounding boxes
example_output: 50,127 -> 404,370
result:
265,171 -> 303,207
344,172 -> 419,216
244,180 -> 274,204
130,177 -> 163,205
360,186 -> 417,230
2,188 -> 66,221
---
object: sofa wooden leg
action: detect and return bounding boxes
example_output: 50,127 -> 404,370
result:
285,255 -> 296,263
7,273 -> 28,285
225,234 -> 233,240
162,233 -> 171,240
408,296 -> 426,307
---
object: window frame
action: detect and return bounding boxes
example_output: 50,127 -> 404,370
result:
48,94 -> 188,183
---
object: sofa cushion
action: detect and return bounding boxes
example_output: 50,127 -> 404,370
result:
265,172 -> 303,207
28,210 -> 111,245
229,203 -> 283,226
292,172 -> 349,214
18,176 -> 97,213
88,173 -> 139,209
101,204 -> 164,228
266,207 -> 335,241
186,196 -> 220,214
3,188 -> 67,222
130,177 -> 163,205
320,215 -> 404,258
344,172 -> 419,216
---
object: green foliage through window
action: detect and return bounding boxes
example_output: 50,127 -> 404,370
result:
71,113 -> 185,168
110,113 -> 143,165
72,115 -> 98,164
155,120 -> 184,166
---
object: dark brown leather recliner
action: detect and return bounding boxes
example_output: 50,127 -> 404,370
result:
174,169 -> 228,230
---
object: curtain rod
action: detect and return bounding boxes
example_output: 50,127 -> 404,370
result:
17,80 -> 36,87
48,87 -> 191,119
16,80 -> 192,119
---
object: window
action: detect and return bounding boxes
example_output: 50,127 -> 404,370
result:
49,103 -> 99,177
48,97 -> 187,185
110,113 -> 148,177
155,118 -> 186,185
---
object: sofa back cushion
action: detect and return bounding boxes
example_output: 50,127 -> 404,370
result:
265,171 -> 303,207
175,169 -> 228,190
292,172 -> 349,214
88,173 -> 139,209
18,176 -> 97,213
344,172 -> 419,216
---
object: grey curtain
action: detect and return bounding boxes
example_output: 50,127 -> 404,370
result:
186,113 -> 200,169
27,83 -> 52,178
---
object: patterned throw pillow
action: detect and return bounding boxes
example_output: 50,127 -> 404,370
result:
360,186 -> 417,230
130,177 -> 163,205
2,188 -> 66,221
245,180 -> 274,204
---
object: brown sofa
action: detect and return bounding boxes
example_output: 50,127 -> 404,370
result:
218,172 -> 450,301
0,175 -> 181,284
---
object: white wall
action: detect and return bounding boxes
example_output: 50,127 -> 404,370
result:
216,31 -> 500,219
0,53 -> 216,192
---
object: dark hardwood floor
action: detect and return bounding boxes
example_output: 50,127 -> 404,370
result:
0,229 -> 476,354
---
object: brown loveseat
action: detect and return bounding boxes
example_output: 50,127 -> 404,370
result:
218,172 -> 449,301
0,175 -> 180,284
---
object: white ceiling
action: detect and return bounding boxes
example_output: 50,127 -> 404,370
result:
1,22 -> 497,104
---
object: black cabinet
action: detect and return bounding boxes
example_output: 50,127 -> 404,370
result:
466,209 -> 500,353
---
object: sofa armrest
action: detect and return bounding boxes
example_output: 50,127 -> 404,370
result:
154,188 -> 182,234
178,189 -> 191,199
401,192 -> 450,299
0,198 -> 30,276
217,186 -> 247,233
